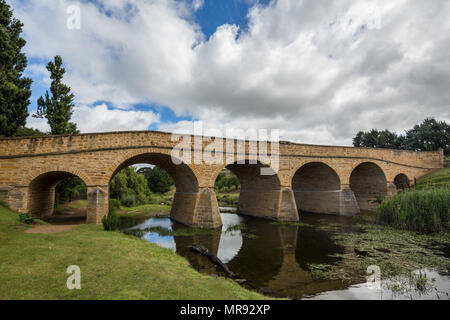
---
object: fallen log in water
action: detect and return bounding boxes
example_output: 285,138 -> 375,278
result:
188,244 -> 236,278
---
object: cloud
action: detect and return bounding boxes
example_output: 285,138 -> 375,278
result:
12,0 -> 450,145
27,104 -> 160,133
191,0 -> 204,11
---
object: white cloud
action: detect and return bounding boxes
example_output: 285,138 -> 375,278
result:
26,116 -> 50,133
191,0 -> 204,11
13,0 -> 450,145
26,104 -> 160,133
72,104 -> 160,133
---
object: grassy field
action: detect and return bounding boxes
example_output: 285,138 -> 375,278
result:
0,205 -> 268,300
416,167 -> 450,189
117,204 -> 171,218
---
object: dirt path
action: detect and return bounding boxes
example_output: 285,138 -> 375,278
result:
24,207 -> 86,234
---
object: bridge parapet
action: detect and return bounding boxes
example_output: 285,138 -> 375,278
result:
0,131 -> 443,170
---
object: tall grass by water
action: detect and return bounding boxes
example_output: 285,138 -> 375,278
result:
377,188 -> 450,233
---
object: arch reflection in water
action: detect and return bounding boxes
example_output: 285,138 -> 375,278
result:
217,214 -> 244,263
124,214 -> 245,263
123,212 -> 365,299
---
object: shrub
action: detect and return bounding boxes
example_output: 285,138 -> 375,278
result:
102,208 -> 118,231
110,167 -> 151,206
19,213 -> 35,224
377,188 -> 450,233
215,172 -> 240,192
109,198 -> 121,210
136,193 -> 149,206
149,193 -> 165,205
120,193 -> 136,207
144,167 -> 174,194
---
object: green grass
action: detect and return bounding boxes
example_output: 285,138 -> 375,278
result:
0,205 -> 269,300
216,193 -> 240,207
117,204 -> 171,218
270,221 -> 311,227
54,200 -> 171,219
416,167 -> 450,190
376,188 -> 449,233
54,200 -> 88,212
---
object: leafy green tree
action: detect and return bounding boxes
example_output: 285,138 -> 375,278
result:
353,118 -> 449,155
0,1 -> 32,137
215,172 -> 240,192
110,167 -> 151,207
353,129 -> 402,149
33,55 -> 79,135
142,167 -> 174,194
13,126 -> 45,137
55,177 -> 87,205
403,118 -> 450,155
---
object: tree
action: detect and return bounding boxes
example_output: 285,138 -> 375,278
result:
0,1 -> 32,137
403,118 -> 450,155
144,167 -> 174,194
353,129 -> 402,149
110,167 -> 152,207
33,55 -> 79,135
55,177 -> 87,205
215,172 -> 240,192
352,118 -> 450,155
13,126 -> 45,137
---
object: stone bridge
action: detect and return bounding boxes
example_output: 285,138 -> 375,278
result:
0,131 -> 444,228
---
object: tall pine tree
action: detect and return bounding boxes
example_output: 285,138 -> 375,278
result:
34,55 -> 79,135
0,0 -> 32,137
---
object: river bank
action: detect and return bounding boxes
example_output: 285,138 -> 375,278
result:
0,205 -> 269,300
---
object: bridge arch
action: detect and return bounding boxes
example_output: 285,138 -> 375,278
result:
28,171 -> 88,219
108,152 -> 199,193
289,160 -> 341,185
26,166 -> 92,187
108,151 -> 222,228
394,173 -> 411,191
291,162 -> 341,215
223,160 -> 281,219
212,159 -> 298,221
350,162 -> 387,211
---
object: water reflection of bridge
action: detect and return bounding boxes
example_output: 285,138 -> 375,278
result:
173,214 -> 360,298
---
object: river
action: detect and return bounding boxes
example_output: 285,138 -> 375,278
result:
120,210 -> 450,300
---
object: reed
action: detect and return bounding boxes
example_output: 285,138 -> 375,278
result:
377,188 -> 450,233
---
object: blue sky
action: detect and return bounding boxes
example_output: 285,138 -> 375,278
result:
194,0 -> 270,38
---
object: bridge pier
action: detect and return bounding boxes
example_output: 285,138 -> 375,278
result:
238,187 -> 299,222
171,187 -> 222,229
386,182 -> 398,197
339,186 -> 360,216
87,186 -> 109,224
293,185 -> 360,216
0,186 -> 28,214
